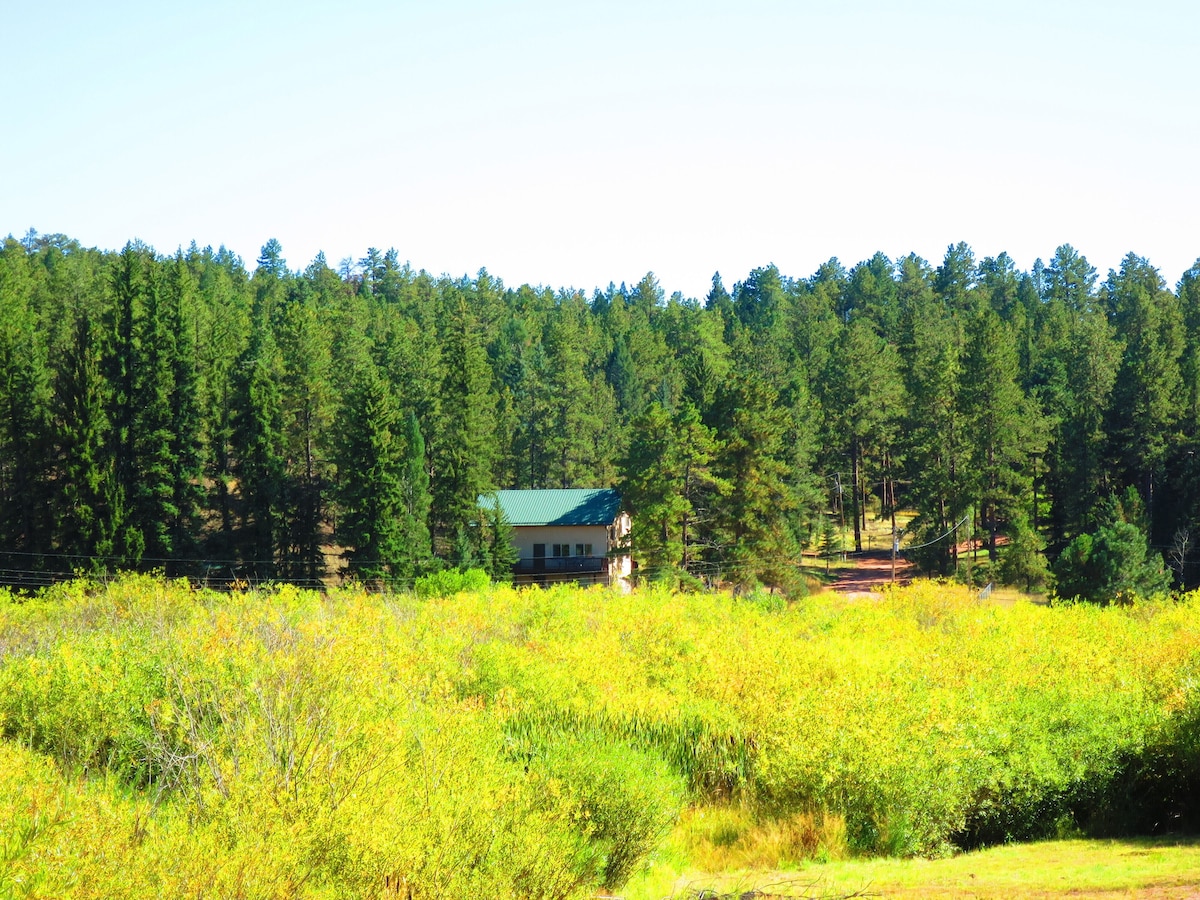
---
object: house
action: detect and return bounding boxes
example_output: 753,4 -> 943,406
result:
486,488 -> 631,586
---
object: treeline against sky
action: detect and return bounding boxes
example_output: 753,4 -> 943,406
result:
2,232 -> 1199,593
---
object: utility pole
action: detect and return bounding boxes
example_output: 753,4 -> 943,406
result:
891,520 -> 897,582
890,479 -> 898,583
836,473 -> 846,560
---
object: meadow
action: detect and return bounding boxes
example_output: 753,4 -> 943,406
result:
1,575 -> 1198,899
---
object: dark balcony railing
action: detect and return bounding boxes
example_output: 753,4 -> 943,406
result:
515,555 -> 608,574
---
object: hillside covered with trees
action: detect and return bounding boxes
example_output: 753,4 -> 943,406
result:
2,231 -> 1198,596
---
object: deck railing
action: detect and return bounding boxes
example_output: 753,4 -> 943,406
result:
514,555 -> 608,574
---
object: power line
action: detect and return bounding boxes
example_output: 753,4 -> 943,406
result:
900,514 -> 971,552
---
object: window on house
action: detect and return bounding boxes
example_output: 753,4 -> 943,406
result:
576,543 -> 592,557
552,544 -> 570,557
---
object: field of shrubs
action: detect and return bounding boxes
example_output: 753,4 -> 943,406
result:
1,576 -> 1199,899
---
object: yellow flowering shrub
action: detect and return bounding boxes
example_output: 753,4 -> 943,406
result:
1,576 -> 1198,897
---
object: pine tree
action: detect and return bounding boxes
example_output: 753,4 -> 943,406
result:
900,283 -> 967,575
397,411 -> 434,580
1104,254 -> 1184,534
620,403 -> 689,580
998,510 -> 1049,592
1045,244 -> 1098,313
712,344 -> 805,595
161,253 -> 206,571
430,297 -> 496,555
1031,246 -> 1120,543
231,319 -> 287,580
191,245 -> 253,556
104,241 -> 156,565
822,318 -> 903,552
275,286 -> 334,582
844,252 -> 899,336
334,364 -> 407,586
52,313 -> 126,570
542,300 -> 617,487
473,493 -> 518,581
0,239 -> 54,566
1052,495 -> 1170,603
960,308 -> 1042,559
934,242 -> 978,312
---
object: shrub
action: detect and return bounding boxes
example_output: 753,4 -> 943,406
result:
1053,520 -> 1170,603
2,574 -> 1199,896
414,566 -> 491,598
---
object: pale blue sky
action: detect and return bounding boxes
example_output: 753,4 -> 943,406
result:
4,0 -> 1197,297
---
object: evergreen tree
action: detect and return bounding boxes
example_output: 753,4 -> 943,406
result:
959,308 -> 1042,559
844,252 -> 899,335
900,281 -> 967,574
676,404 -> 729,573
621,402 -> 727,583
713,345 -> 805,595
822,317 -> 903,552
431,297 -> 496,554
1045,244 -> 1098,313
542,300 -> 618,487
275,288 -> 334,581
397,411 -> 434,581
1032,259 -> 1122,543
1052,504 -> 1170,603
231,319 -> 287,579
52,313 -> 126,570
161,253 -> 206,570
605,333 -> 637,414
978,252 -> 1021,319
127,250 -> 179,565
0,239 -> 54,565
998,510 -> 1049,592
934,242 -> 978,312
104,241 -> 157,564
1104,254 -> 1184,533
192,244 -> 252,556
472,493 -> 518,581
334,364 -> 408,586
620,403 -> 689,580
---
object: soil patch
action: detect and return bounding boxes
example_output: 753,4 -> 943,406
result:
829,550 -> 913,598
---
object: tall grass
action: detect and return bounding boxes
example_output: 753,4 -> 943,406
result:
0,576 -> 1198,897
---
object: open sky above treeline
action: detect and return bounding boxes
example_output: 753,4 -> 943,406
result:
4,0 -> 1199,298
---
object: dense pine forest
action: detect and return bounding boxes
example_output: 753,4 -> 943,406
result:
2,231 -> 1198,597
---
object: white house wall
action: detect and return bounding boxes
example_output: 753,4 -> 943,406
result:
512,525 -> 610,559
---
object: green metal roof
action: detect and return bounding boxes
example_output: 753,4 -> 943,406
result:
483,489 -> 623,527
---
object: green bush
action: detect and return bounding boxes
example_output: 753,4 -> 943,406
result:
414,566 -> 491,598
527,732 -> 684,888
1053,520 -> 1170,603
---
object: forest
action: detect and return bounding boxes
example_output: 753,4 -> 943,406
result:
1,230 -> 1198,598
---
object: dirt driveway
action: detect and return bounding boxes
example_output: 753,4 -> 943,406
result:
828,550 -> 913,598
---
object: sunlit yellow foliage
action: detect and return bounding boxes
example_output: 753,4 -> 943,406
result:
1,577 -> 1198,897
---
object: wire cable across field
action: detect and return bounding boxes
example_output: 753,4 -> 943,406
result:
900,513 -> 971,552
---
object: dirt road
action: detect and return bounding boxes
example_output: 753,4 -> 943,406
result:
828,550 -> 913,598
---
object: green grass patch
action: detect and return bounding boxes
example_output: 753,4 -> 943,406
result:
629,836 -> 1200,898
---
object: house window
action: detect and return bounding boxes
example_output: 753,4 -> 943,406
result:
576,543 -> 592,557
552,544 -> 571,557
